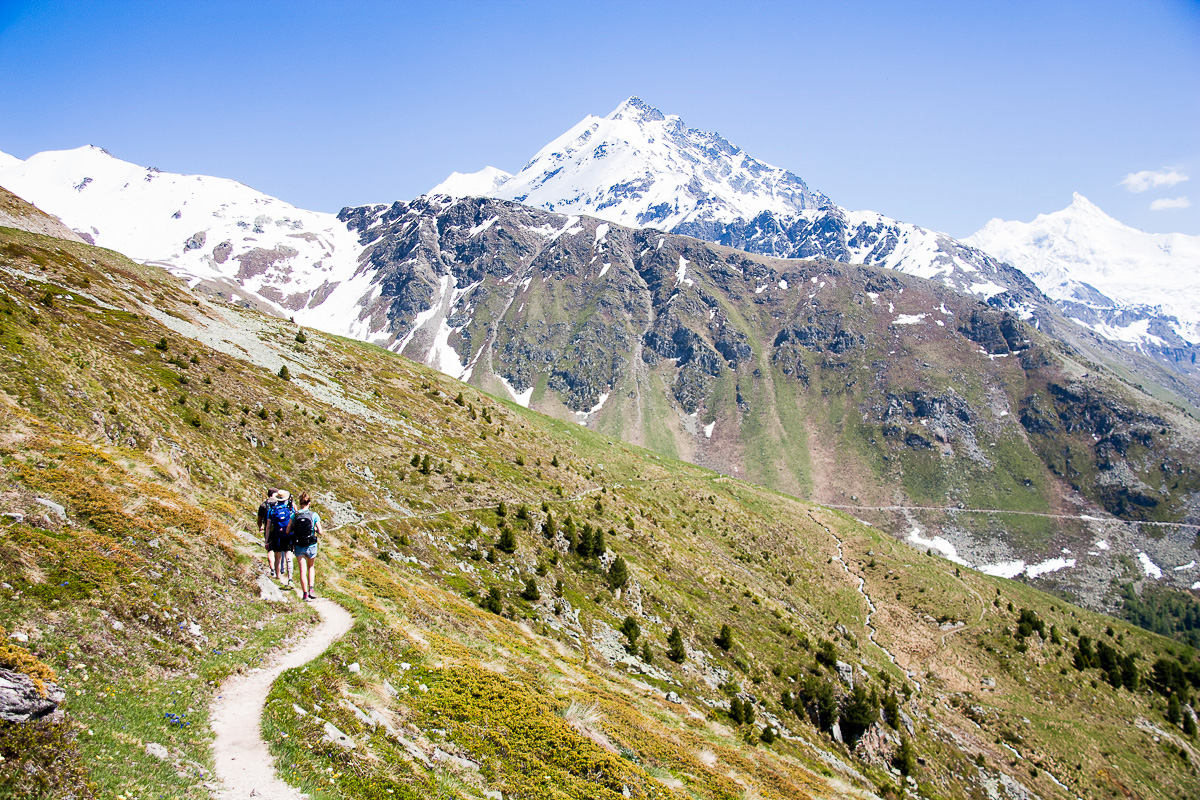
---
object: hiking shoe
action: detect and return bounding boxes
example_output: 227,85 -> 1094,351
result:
306,589 -> 317,600
302,592 -> 309,602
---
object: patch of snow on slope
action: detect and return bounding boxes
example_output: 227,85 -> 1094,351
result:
497,375 -> 534,408
704,421 -> 716,438
675,255 -> 693,286
906,526 -> 969,565
980,561 -> 1026,579
893,313 -> 926,325
1138,552 -> 1164,579
1025,558 -> 1076,579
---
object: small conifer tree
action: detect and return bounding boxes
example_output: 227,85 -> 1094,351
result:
277,365 -> 291,381
640,641 -> 653,663
496,527 -> 517,554
295,330 -> 307,343
497,500 -> 507,517
666,626 -> 687,663
608,556 -> 629,590
894,735 -> 916,776
621,616 -> 640,653
521,578 -> 540,602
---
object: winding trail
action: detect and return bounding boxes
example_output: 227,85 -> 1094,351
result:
807,511 -> 922,693
210,597 -> 354,800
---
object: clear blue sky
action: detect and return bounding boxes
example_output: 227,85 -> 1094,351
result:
1,0 -> 1197,237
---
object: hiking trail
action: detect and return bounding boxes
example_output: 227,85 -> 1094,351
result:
210,596 -> 354,800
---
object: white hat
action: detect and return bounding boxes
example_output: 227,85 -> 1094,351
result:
273,489 -> 290,502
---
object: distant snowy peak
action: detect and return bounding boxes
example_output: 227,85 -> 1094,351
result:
488,96 -> 833,231
427,166 -> 512,199
0,149 -> 21,171
966,194 -> 1200,346
0,145 -> 365,319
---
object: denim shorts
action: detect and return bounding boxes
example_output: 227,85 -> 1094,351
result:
293,543 -> 318,559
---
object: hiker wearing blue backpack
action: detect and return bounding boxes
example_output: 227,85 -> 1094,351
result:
264,489 -> 295,583
286,491 -> 323,601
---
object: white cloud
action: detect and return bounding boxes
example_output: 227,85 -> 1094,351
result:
1121,168 -> 1189,193
1150,196 -> 1191,211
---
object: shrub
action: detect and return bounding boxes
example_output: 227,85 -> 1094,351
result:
295,330 -> 307,343
521,578 -> 540,602
894,735 -> 916,776
715,624 -> 734,651
277,365 -> 291,380
481,587 -> 503,614
760,725 -> 776,744
154,336 -> 168,351
640,642 -> 653,663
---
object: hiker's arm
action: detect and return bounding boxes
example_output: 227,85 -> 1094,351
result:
285,518 -> 294,536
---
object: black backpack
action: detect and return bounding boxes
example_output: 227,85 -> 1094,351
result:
292,509 -> 318,548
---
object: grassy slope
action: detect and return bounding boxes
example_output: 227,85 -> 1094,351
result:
0,227 -> 1197,799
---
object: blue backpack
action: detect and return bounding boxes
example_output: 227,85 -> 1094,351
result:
267,499 -> 293,537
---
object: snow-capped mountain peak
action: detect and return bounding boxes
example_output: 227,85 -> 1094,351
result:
0,144 -> 366,318
966,195 -> 1200,347
485,96 -> 832,232
427,166 -> 512,198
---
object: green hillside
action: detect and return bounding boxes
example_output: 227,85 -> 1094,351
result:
1,225 -> 1198,799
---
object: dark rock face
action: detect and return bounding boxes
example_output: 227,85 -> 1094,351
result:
183,231 -> 206,252
212,241 -> 232,264
958,309 -> 1029,355
0,668 -> 64,722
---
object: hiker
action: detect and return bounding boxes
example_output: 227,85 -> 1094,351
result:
258,488 -> 280,575
286,491 -> 323,601
265,489 -> 294,583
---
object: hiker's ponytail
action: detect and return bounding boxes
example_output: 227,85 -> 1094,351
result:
298,491 -> 312,507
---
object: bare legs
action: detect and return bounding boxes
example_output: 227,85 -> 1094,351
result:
296,555 -> 316,597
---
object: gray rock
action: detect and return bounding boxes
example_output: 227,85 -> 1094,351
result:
292,703 -> 307,716
257,574 -> 286,603
835,660 -> 855,687
110,620 -> 124,632
433,747 -> 480,771
0,668 -> 64,722
831,720 -> 844,744
8,632 -> 28,643
347,662 -> 361,674
899,709 -> 915,735
145,742 -> 170,760
666,691 -> 681,703
33,498 -> 66,519
322,721 -> 355,750
981,677 -> 996,688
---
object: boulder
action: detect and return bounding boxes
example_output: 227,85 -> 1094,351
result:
0,668 -> 65,722
145,742 -> 170,760
257,574 -> 286,603
835,660 -> 855,688
322,721 -> 355,750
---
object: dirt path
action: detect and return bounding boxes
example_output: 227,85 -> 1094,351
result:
210,597 -> 354,800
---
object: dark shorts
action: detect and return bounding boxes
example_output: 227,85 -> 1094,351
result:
268,533 -> 292,552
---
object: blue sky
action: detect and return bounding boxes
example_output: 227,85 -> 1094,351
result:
0,0 -> 1196,237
